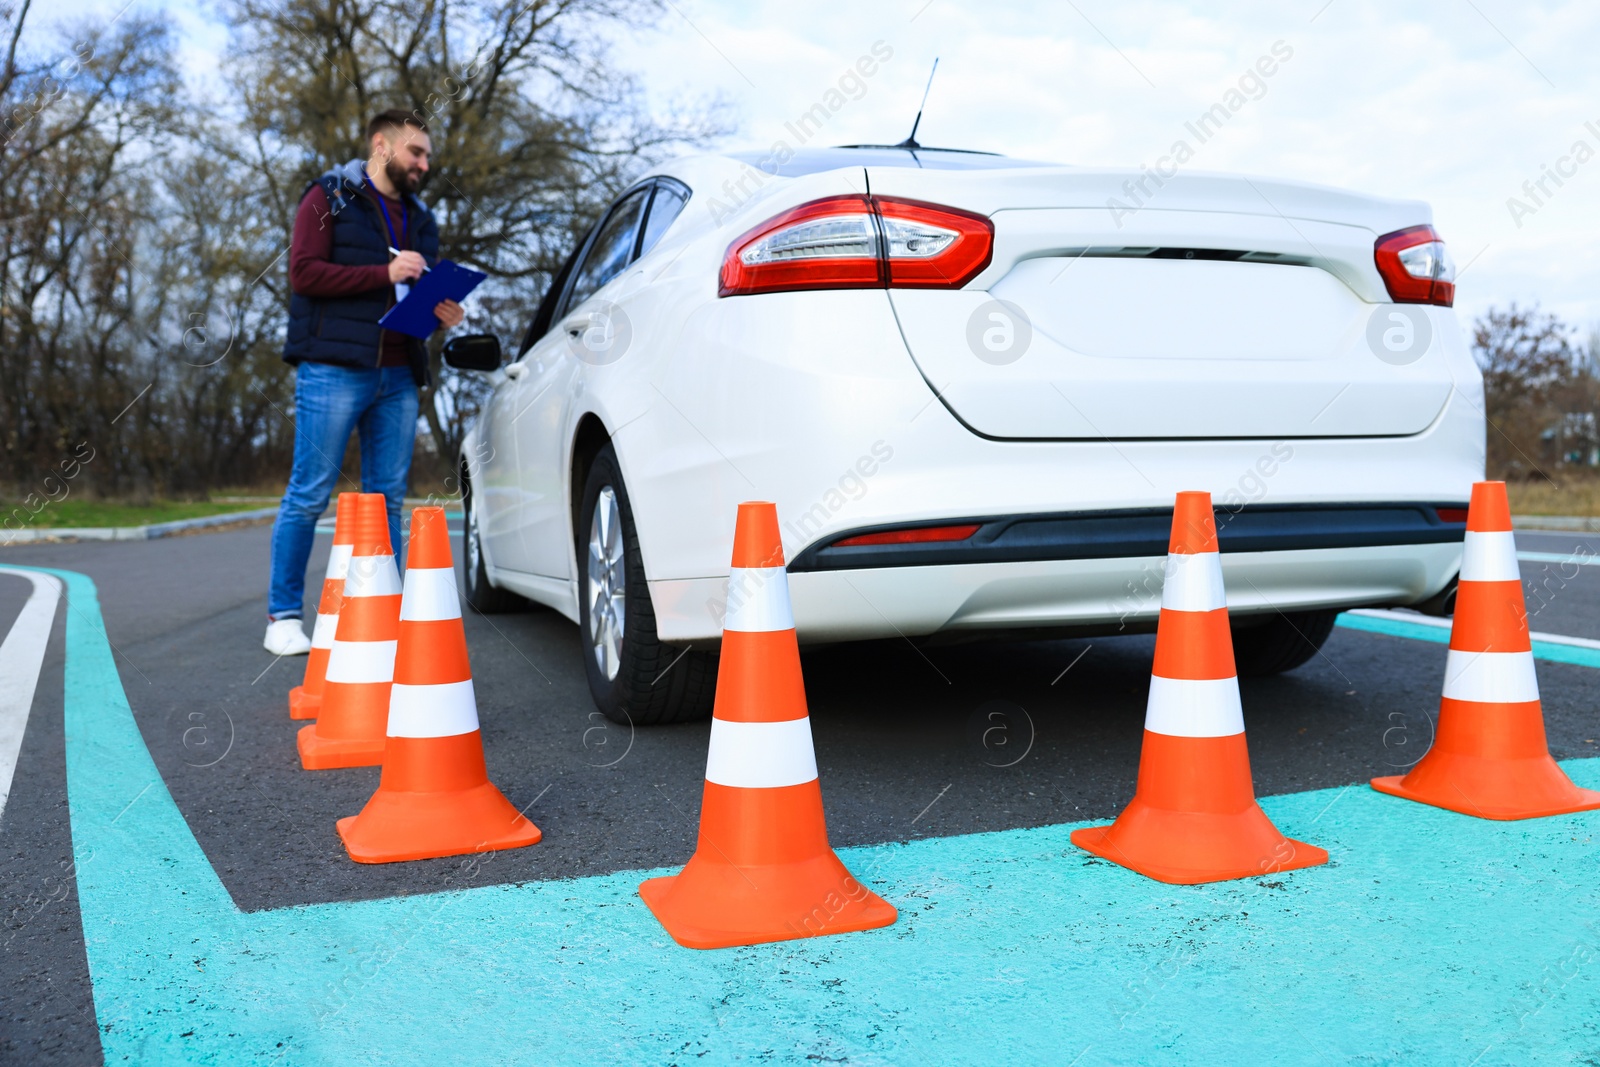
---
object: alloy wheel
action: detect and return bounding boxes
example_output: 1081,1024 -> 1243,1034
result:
465,499 -> 483,589
586,486 -> 625,680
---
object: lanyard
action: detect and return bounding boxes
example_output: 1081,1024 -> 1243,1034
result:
362,172 -> 407,251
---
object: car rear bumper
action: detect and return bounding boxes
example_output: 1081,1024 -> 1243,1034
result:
788,502 -> 1465,571
649,538 -> 1464,644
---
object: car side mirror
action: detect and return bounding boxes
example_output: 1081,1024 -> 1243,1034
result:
442,333 -> 503,372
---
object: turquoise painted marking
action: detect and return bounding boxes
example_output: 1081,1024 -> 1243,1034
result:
1337,612 -> 1600,669
1526,640 -> 1600,669
32,566 -> 1600,1065
1338,613 -> 1453,646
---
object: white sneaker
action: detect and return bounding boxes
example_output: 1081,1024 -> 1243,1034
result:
264,618 -> 312,656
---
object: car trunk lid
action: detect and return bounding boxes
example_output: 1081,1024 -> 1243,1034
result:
868,166 -> 1454,440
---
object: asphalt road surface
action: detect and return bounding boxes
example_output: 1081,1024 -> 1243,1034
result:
3,523 -> 1599,1063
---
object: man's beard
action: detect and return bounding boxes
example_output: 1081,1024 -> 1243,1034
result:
385,156 -> 424,195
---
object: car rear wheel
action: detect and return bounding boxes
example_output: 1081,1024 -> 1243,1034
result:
461,479 -> 526,613
1231,609 -> 1339,677
578,444 -> 716,724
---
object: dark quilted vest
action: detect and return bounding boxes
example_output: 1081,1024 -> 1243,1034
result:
282,163 -> 440,385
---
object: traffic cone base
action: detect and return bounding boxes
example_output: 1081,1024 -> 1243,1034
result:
1070,731 -> 1328,884
1071,811 -> 1327,885
338,777 -> 540,863
1371,699 -> 1600,817
287,682 -> 322,720
633,780 -> 896,947
337,787 -> 540,863
1371,767 -> 1600,821
296,725 -> 386,770
640,780 -> 895,949
338,732 -> 541,861
640,859 -> 897,950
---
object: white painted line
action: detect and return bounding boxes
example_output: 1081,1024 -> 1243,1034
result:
1518,551 -> 1600,567
1526,628 -> 1600,652
1513,515 -> 1600,533
0,567 -> 63,825
1347,608 -> 1449,629
1347,608 -> 1600,651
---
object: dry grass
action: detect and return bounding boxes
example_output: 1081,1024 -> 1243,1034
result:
1506,475 -> 1600,517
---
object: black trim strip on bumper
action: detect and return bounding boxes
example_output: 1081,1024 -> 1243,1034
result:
786,502 -> 1468,573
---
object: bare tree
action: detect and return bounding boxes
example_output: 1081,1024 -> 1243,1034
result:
1472,303 -> 1588,479
0,0 -> 726,502
0,4 -> 183,495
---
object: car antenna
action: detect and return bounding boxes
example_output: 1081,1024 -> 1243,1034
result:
893,58 -> 940,150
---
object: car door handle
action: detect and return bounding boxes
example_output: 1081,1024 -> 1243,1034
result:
504,362 -> 528,380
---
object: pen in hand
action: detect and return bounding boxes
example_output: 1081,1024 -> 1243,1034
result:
388,246 -> 430,272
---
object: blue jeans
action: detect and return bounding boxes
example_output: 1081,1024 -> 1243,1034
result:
268,363 -> 419,619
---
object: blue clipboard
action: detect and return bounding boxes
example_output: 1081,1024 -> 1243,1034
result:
378,259 -> 486,339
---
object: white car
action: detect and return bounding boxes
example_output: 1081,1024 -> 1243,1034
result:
445,145 -> 1481,724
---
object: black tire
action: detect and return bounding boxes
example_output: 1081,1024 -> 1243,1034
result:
461,477 -> 526,613
577,444 -> 716,724
1231,609 -> 1339,677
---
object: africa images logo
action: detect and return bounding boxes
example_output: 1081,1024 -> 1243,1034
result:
966,299 -> 1032,365
564,300 -> 631,366
1365,305 -> 1433,366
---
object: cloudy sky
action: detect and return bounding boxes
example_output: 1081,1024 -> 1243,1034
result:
33,0 -> 1600,333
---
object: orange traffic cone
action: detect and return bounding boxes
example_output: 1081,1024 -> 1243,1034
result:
289,493 -> 358,720
1371,481 -> 1600,818
337,506 -> 541,862
1071,491 -> 1329,884
297,493 -> 397,770
639,502 -> 896,948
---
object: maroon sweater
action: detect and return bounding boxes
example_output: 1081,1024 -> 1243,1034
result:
289,184 -> 412,368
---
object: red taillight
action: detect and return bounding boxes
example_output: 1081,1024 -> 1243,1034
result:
1435,507 -> 1468,523
718,196 -> 993,297
876,197 -> 993,288
718,195 -> 882,296
1375,225 -> 1455,307
832,523 -> 981,547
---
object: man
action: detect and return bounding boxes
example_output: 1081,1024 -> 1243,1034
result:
265,109 -> 465,655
